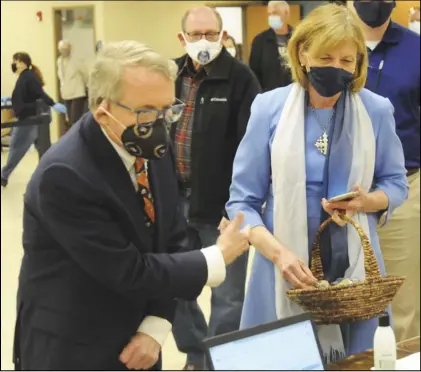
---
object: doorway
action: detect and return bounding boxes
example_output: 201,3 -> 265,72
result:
53,6 -> 96,138
210,3 -> 302,63
244,4 -> 302,62
215,6 -> 245,61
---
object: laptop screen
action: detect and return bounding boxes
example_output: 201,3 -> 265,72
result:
208,319 -> 324,370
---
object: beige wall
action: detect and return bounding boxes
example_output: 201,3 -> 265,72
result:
1,1 -> 105,97
102,1 -> 204,59
1,0 -> 204,141
1,1 -> 105,140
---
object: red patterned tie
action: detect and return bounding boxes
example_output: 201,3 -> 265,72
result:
135,158 -> 155,224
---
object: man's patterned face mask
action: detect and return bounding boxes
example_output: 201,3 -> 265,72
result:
121,118 -> 170,159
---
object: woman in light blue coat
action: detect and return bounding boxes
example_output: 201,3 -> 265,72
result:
225,4 -> 408,364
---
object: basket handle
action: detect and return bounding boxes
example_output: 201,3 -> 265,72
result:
310,214 -> 381,281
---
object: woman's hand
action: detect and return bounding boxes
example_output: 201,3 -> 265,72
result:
322,185 -> 369,227
273,248 -> 317,289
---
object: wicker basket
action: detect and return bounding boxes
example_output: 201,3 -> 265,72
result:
286,215 -> 405,325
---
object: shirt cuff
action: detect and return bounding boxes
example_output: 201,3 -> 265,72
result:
201,245 -> 226,287
137,316 -> 172,347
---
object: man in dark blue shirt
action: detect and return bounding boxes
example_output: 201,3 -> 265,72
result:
354,0 -> 420,343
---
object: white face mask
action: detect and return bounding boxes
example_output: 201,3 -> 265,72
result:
409,21 -> 420,35
183,33 -> 223,65
226,47 -> 236,57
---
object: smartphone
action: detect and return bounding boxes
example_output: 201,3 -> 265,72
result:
328,191 -> 360,203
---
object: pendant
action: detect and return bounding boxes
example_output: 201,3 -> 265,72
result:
315,131 -> 328,155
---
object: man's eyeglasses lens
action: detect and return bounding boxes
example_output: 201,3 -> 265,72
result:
186,32 -> 220,42
136,100 -> 185,126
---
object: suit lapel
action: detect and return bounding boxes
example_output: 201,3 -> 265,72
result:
80,115 -> 153,250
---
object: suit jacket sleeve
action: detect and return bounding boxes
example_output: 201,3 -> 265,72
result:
136,199 -> 193,344
143,199 -> 191,323
38,164 -> 209,304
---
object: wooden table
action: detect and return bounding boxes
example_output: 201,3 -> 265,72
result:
327,336 -> 420,370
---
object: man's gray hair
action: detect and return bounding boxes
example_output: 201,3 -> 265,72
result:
268,1 -> 290,11
88,40 -> 178,110
181,7 -> 223,32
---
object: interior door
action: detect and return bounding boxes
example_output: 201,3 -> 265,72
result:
245,4 -> 302,62
53,9 -> 66,139
391,0 -> 420,27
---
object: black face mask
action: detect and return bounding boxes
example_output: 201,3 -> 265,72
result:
354,1 -> 395,28
308,66 -> 354,97
11,63 -> 17,73
121,118 -> 170,159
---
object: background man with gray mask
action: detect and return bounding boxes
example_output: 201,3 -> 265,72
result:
249,0 -> 293,92
168,6 -> 261,370
57,40 -> 89,130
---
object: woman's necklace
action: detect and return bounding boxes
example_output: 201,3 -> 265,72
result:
311,106 -> 335,156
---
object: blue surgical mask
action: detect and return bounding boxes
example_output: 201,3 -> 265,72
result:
269,15 -> 283,30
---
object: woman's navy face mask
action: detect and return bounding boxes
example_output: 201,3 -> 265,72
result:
307,66 -> 354,97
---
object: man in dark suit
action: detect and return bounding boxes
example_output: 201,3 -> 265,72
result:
13,40 -> 250,371
249,0 -> 293,92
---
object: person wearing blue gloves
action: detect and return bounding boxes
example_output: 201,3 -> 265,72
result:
1,52 -> 66,188
1,96 -> 12,107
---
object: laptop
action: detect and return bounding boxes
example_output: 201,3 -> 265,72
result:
204,313 -> 325,371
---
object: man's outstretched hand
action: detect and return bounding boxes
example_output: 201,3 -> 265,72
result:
217,212 -> 250,265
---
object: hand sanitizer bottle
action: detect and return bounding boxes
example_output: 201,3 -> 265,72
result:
374,313 -> 396,370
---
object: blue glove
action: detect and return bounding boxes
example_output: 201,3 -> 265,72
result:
53,103 -> 67,114
1,96 -> 11,104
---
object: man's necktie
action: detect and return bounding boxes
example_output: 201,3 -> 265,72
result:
135,158 -> 155,225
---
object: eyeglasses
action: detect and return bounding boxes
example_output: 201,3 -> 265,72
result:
184,31 -> 221,42
113,98 -> 186,126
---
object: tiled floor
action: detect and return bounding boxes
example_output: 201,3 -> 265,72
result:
1,150 -> 253,370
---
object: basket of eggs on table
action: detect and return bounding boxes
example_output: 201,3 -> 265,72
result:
286,214 -> 405,325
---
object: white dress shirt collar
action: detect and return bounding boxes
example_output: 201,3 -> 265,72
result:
101,127 -> 136,172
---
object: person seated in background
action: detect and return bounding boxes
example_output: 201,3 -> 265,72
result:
57,40 -> 89,130
224,3 -> 408,364
409,6 -> 420,34
353,0 -> 420,343
14,40 -> 250,371
249,0 -> 293,92
223,34 -> 238,58
170,6 -> 261,370
1,52 -> 66,188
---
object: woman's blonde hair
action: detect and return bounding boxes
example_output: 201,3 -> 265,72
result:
285,3 -> 368,93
